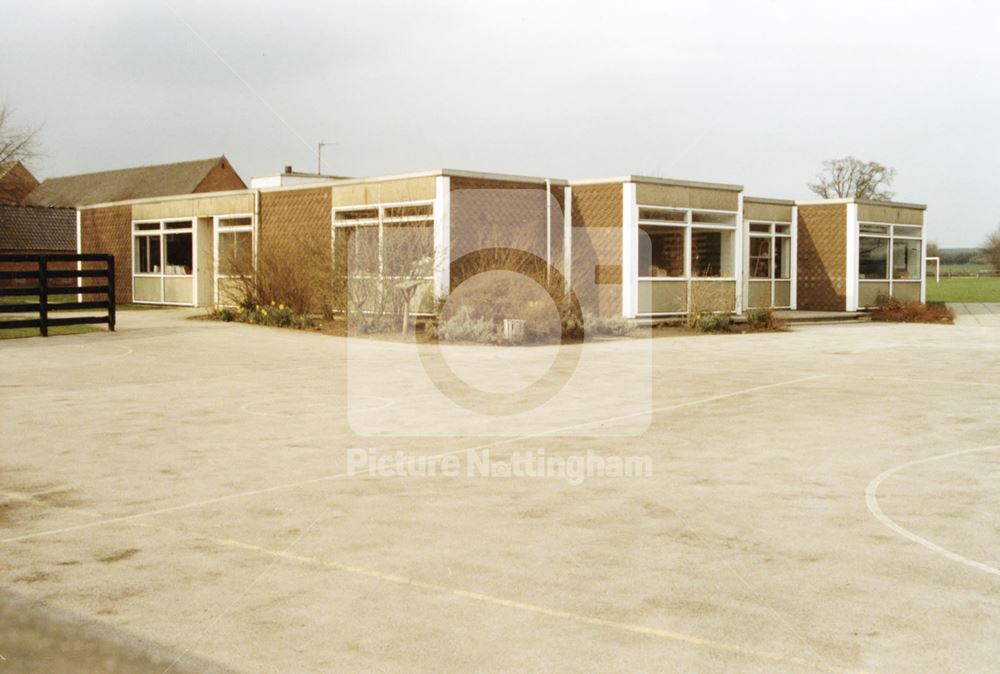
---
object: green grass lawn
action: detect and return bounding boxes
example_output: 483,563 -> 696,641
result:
0,322 -> 103,340
926,277 -> 1000,303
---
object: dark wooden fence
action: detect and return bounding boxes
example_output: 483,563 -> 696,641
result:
0,254 -> 115,337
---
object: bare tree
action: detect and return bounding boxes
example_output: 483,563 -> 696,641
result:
926,241 -> 940,258
982,224 -> 1000,271
808,157 -> 896,201
0,104 -> 42,203
0,105 -> 41,166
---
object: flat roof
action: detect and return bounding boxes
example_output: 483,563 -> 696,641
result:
795,197 -> 927,210
570,175 -> 743,192
744,196 -> 796,206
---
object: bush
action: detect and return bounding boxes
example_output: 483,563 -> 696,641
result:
693,313 -> 731,333
434,306 -> 503,344
209,301 -> 313,330
746,307 -> 785,331
584,312 -> 635,337
870,295 -> 954,324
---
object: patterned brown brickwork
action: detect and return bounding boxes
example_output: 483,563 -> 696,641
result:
80,205 -> 132,302
193,158 -> 246,193
259,187 -> 332,260
571,183 -> 623,317
796,204 -> 847,311
449,178 -> 565,291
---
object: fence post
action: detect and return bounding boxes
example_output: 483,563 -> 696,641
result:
38,256 -> 48,337
107,255 -> 116,332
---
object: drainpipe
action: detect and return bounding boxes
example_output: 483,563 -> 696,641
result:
545,178 -> 552,286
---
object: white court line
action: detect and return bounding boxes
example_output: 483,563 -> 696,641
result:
865,444 -> 1000,579
2,374 -> 827,545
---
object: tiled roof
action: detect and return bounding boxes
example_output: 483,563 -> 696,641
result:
0,204 -> 76,251
23,156 -> 234,208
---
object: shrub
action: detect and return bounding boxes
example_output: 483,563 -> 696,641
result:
584,312 -> 635,337
870,295 -> 954,324
435,306 -> 503,343
209,301 -> 313,330
746,307 -> 785,331
694,313 -> 731,333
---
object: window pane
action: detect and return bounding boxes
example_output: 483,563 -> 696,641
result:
692,211 -> 735,226
749,223 -> 770,233
219,216 -> 252,228
134,235 -> 161,273
384,205 -> 433,219
749,237 -> 771,278
638,208 -> 686,223
335,208 -> 378,222
692,228 -> 733,277
219,231 -> 253,275
165,232 -> 193,275
775,236 -> 791,279
893,239 -> 921,279
639,225 -> 684,277
135,222 -> 159,231
859,237 -> 889,279
894,225 -> 922,238
860,224 -> 889,235
383,222 -> 434,277
165,220 -> 193,230
343,226 -> 380,276
774,224 -> 791,235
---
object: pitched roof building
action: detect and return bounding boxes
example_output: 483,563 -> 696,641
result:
23,156 -> 245,208
0,204 -> 76,252
0,161 -> 40,205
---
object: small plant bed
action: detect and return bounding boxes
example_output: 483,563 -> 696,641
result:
209,302 -> 315,330
651,307 -> 788,337
868,296 -> 954,324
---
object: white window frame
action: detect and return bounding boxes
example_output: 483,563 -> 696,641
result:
213,213 -> 255,306
635,204 -> 740,317
857,220 -> 924,307
131,218 -> 196,306
746,220 -> 794,309
331,199 -> 436,317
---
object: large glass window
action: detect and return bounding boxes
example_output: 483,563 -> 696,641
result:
859,237 -> 889,279
639,225 -> 684,277
691,228 -> 734,277
218,230 -> 253,276
134,235 -> 161,273
775,236 -> 791,279
748,237 -> 771,278
893,239 -> 921,279
164,232 -> 193,275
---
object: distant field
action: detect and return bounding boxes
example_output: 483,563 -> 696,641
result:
926,276 -> 1000,303
937,262 -> 992,276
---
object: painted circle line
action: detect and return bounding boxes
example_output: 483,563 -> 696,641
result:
865,444 -> 1000,579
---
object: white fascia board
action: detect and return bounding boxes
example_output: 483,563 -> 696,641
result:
790,206 -> 799,310
845,203 -> 859,311
621,182 -> 638,318
734,192 -> 745,314
433,176 -> 451,298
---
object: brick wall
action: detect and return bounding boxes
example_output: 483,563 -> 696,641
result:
570,182 -> 623,317
80,205 -> 132,302
193,159 -> 247,194
797,203 -> 847,311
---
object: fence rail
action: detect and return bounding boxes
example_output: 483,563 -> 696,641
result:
0,254 -> 115,337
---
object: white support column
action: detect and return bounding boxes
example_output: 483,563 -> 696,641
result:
563,186 -> 572,292
621,182 -> 638,318
920,208 -> 928,304
845,202 -> 859,311
545,178 -> 552,286
734,192 -> 745,314
75,210 -> 83,302
790,205 -> 799,310
212,216 -> 220,305
433,175 -> 451,299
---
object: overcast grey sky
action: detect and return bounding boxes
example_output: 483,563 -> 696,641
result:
2,1 -> 997,245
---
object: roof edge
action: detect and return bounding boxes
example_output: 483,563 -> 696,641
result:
795,197 -> 926,210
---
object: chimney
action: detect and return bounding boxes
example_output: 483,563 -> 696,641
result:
284,165 -> 293,175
